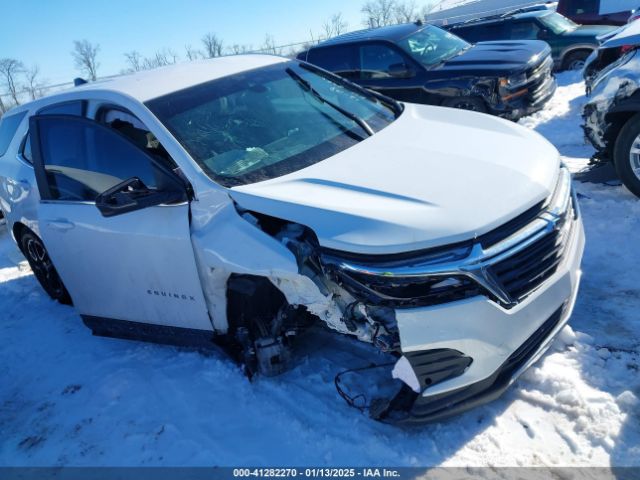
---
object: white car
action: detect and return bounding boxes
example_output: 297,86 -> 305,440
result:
0,55 -> 584,424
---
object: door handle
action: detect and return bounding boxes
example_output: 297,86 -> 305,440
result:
46,219 -> 75,231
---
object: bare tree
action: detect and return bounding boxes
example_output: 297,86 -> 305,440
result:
24,65 -> 46,100
228,44 -> 252,55
202,33 -> 224,58
0,58 -> 25,105
361,0 -> 397,28
124,51 -> 143,72
72,40 -> 100,81
419,2 -> 438,20
262,34 -> 282,55
394,1 -> 419,22
322,13 -> 349,39
142,49 -> 180,69
185,44 -> 202,61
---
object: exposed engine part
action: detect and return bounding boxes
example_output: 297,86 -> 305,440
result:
255,336 -> 291,377
225,273 -> 315,377
236,208 -> 402,351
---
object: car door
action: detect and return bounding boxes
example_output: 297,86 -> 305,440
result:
29,113 -> 212,332
355,42 -> 426,103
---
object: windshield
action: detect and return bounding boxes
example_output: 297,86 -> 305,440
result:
540,13 -> 578,34
146,62 -> 397,187
398,26 -> 470,68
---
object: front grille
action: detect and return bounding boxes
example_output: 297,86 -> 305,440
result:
528,54 -> 553,80
529,75 -> 556,105
527,55 -> 554,105
479,200 -> 545,248
490,204 -> 573,302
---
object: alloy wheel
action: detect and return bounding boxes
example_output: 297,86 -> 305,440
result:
629,134 -> 640,181
24,235 -> 67,299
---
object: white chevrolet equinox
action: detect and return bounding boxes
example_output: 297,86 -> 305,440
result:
0,55 -> 584,424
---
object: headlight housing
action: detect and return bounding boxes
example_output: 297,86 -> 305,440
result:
501,72 -> 528,89
321,243 -> 485,309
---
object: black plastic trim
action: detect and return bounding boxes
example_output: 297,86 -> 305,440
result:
81,315 -> 216,349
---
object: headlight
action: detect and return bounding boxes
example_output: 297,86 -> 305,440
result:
320,244 -> 484,308
501,72 -> 528,89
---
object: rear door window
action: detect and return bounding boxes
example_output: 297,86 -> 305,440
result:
306,45 -> 360,79
453,23 -> 506,42
0,111 -> 27,156
21,100 -> 87,164
505,20 -> 541,40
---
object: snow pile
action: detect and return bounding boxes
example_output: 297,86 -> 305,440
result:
0,72 -> 638,467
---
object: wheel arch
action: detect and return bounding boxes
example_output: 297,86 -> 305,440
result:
603,100 -> 640,152
12,221 -> 29,250
560,46 -> 595,68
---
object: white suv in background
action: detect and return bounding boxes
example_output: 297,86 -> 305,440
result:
0,55 -> 584,424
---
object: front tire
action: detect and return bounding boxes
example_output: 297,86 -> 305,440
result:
563,50 -> 590,71
442,96 -> 487,113
19,230 -> 72,304
613,113 -> 640,198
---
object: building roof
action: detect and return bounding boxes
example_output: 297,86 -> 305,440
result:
449,9 -> 551,28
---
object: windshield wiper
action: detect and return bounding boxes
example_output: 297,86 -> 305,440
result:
286,67 -> 375,137
299,62 -> 403,117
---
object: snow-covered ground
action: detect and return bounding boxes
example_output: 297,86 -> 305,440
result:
0,72 -> 638,467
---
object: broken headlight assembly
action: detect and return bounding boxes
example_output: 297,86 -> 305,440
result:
321,243 -> 485,308
501,72 -> 528,89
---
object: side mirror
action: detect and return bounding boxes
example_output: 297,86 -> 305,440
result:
387,62 -> 415,78
95,177 -> 187,217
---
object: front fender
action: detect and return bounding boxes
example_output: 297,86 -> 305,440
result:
423,76 -> 497,104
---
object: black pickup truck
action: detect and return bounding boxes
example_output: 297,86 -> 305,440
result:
298,22 -> 556,120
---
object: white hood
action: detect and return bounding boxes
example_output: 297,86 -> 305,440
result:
230,104 -> 560,255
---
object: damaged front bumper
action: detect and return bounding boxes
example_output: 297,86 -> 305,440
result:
383,202 -> 584,425
582,49 -> 640,159
582,101 -> 609,155
324,169 -> 585,425
387,218 -> 582,424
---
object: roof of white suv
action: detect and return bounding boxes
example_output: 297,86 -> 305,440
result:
76,54 -> 287,102
9,55 -> 287,114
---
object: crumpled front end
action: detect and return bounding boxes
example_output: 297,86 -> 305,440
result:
317,168 -> 585,424
583,49 -> 640,158
194,163 -> 582,423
